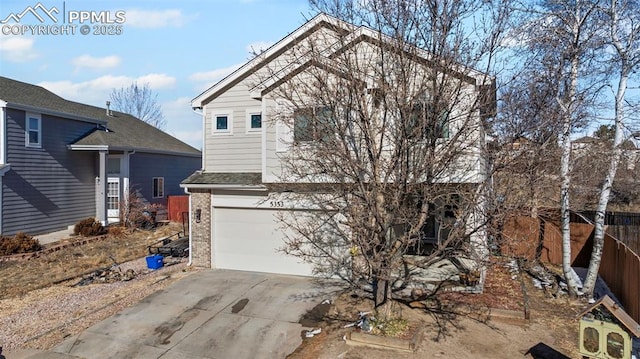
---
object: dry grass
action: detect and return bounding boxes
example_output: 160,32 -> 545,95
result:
0,223 -> 183,300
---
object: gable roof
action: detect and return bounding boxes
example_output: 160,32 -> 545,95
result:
577,294 -> 640,337
192,13 -> 492,108
0,76 -> 200,156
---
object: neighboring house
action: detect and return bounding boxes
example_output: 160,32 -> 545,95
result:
182,14 -> 493,276
0,76 -> 201,236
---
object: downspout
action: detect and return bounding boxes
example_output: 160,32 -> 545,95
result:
192,107 -> 205,169
123,150 -> 135,224
0,103 -> 6,164
183,186 -> 193,266
0,104 -> 5,233
97,150 -> 108,226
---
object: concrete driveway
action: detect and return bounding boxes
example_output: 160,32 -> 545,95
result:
49,270 -> 342,359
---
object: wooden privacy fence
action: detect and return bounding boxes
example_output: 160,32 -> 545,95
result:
502,215 -> 640,324
603,225 -> 640,256
500,217 -> 594,265
167,195 -> 189,223
579,211 -> 640,256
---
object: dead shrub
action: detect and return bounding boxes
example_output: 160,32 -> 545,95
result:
107,225 -> 129,239
74,217 -> 106,237
0,232 -> 42,255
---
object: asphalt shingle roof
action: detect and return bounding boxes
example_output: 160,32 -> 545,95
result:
0,76 -> 200,156
181,172 -> 263,185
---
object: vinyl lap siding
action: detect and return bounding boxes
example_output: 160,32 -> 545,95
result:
129,152 -> 200,206
264,97 -> 283,182
203,83 -> 262,172
3,109 -> 97,235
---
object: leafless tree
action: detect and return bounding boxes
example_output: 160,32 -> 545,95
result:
109,82 -> 166,130
512,0 -> 606,297
257,0 -> 513,311
491,64 -> 564,219
582,0 -> 640,297
504,0 -> 640,298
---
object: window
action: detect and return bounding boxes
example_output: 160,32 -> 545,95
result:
25,113 -> 41,148
251,114 -> 262,129
153,177 -> 164,198
246,108 -> 262,133
216,116 -> 228,130
107,180 -> 120,211
107,157 -> 121,175
407,99 -> 450,140
293,106 -> 333,142
212,110 -> 233,135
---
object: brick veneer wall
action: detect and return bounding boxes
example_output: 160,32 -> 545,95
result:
189,189 -> 212,268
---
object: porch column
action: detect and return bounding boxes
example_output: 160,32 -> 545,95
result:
189,188 -> 212,268
96,150 -> 108,225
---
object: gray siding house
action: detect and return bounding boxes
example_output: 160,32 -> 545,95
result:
0,76 -> 201,236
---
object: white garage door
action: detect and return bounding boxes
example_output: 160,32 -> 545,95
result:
213,207 -> 314,276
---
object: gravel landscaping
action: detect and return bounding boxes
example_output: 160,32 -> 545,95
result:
0,225 -> 197,352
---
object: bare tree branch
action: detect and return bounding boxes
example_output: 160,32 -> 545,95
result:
109,82 -> 166,130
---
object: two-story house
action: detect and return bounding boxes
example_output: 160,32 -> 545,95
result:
182,14 -> 494,276
0,76 -> 201,236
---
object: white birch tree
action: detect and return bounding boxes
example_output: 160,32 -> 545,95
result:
582,0 -> 640,297
515,0 -> 604,297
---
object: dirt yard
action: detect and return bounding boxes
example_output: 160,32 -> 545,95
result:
1,229 -> 586,358
289,257 -> 586,359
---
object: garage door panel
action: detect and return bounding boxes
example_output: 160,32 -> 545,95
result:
213,208 -> 313,276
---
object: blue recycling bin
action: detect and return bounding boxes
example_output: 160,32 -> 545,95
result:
146,254 -> 164,270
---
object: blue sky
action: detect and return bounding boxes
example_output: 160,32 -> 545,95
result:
0,0 -> 314,150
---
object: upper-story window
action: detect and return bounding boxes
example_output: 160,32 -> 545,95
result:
293,106 -> 333,143
25,112 -> 42,148
246,108 -> 262,134
407,99 -> 450,140
212,110 -> 233,135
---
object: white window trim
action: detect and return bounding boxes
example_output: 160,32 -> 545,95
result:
153,177 -> 164,198
245,108 -> 262,134
25,112 -> 42,148
212,109 -> 233,135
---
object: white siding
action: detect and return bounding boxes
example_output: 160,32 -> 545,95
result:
203,83 -> 262,172
261,69 -> 487,185
201,25 -> 343,174
200,22 -> 487,185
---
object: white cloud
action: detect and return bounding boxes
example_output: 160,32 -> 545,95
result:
246,41 -> 274,55
38,74 -> 176,107
162,96 -> 203,149
137,73 -> 176,89
188,63 -> 243,90
72,54 -> 121,70
124,9 -> 186,28
0,36 -> 38,62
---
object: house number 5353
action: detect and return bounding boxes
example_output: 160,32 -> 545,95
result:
270,201 -> 285,208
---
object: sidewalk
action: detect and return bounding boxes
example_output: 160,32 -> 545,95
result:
33,227 -> 75,245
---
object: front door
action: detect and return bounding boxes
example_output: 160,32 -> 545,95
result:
107,177 -> 120,220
